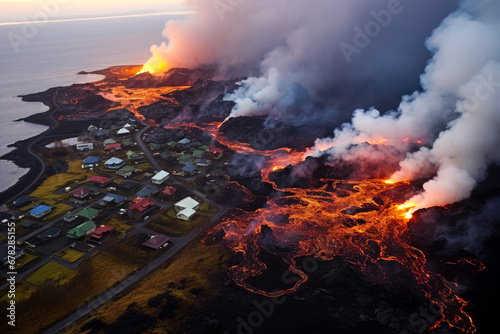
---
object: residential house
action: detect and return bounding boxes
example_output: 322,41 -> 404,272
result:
162,186 -> 178,198
103,138 -> 117,146
99,193 -> 127,207
178,138 -> 191,145
67,221 -> 96,239
118,180 -> 140,192
209,147 -> 224,159
94,129 -> 110,140
116,165 -> 136,178
152,170 -> 170,184
30,205 -> 53,219
88,225 -> 115,244
82,156 -> 101,169
104,157 -> 126,170
127,198 -> 156,220
126,151 -> 145,163
76,143 -> 94,152
142,234 -> 170,251
64,212 -> 78,223
70,187 -> 89,200
193,150 -> 205,159
198,145 -> 209,151
167,141 -> 177,150
87,125 -> 98,133
104,143 -> 122,151
1,246 -> 24,266
13,196 -> 33,208
197,159 -> 211,167
182,163 -> 197,176
122,140 -> 136,148
149,143 -> 162,151
89,175 -> 111,187
37,227 -> 61,243
174,197 -> 200,221
137,185 -> 159,198
76,207 -> 100,221
177,154 -> 192,165
117,128 -> 131,136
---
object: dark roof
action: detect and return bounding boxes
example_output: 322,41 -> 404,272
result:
13,196 -> 33,207
118,181 -> 140,190
142,234 -> 170,249
39,227 -> 61,239
137,185 -> 159,197
182,163 -> 196,172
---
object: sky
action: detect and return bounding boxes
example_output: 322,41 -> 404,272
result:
0,0 -> 188,23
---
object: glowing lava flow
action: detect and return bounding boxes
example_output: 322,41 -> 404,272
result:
170,121 -> 475,333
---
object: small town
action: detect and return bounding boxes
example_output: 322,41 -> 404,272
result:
0,119 -> 231,309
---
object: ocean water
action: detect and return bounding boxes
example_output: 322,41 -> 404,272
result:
0,13 -> 187,193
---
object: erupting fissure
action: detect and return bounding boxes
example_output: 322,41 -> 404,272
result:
161,121 -> 477,333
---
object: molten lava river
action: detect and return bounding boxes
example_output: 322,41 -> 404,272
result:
181,122 -> 478,333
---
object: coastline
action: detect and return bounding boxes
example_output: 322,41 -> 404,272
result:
0,67 -> 121,205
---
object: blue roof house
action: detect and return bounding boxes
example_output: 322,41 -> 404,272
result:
30,205 -> 53,219
82,156 -> 101,169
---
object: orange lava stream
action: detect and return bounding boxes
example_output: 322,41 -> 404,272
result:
170,121 -> 475,333
104,86 -> 190,121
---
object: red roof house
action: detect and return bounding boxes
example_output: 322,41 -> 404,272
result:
162,186 -> 178,196
142,234 -> 170,250
209,147 -> 224,159
89,176 -> 111,186
105,143 -> 122,151
127,198 -> 156,220
70,187 -> 89,199
89,225 -> 115,244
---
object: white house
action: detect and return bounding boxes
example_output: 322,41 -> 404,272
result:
152,170 -> 170,185
117,128 -> 131,136
174,197 -> 200,221
76,143 -> 94,151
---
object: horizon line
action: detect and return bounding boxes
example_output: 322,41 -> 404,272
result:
0,10 -> 194,27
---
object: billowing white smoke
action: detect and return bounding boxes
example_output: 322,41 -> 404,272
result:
310,0 -> 500,213
144,0 -> 457,120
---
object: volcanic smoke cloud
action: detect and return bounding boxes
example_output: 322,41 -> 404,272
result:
143,0 -> 500,213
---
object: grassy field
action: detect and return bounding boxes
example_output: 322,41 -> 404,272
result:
103,215 -> 134,234
56,249 -> 84,263
15,252 -> 40,270
147,204 -> 217,237
70,243 -> 230,333
0,281 -> 35,303
25,261 -> 76,286
2,251 -> 137,334
26,159 -> 91,220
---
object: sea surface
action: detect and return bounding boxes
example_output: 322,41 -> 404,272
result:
0,13 -> 187,193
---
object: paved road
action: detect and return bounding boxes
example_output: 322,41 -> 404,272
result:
1,89 -> 62,205
41,205 -> 227,334
40,121 -> 228,334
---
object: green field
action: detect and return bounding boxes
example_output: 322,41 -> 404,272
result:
25,261 -> 76,286
56,248 -> 84,263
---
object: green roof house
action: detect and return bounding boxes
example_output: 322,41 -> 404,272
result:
127,151 -> 144,162
76,207 -> 100,220
67,221 -> 96,239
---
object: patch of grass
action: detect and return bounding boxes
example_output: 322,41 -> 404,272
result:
0,281 -> 35,302
74,243 -> 230,333
56,248 -> 84,263
103,215 -> 133,234
135,162 -> 152,171
0,233 -> 7,244
147,211 -> 204,237
25,261 -> 76,286
30,160 -> 90,204
15,252 -> 39,270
